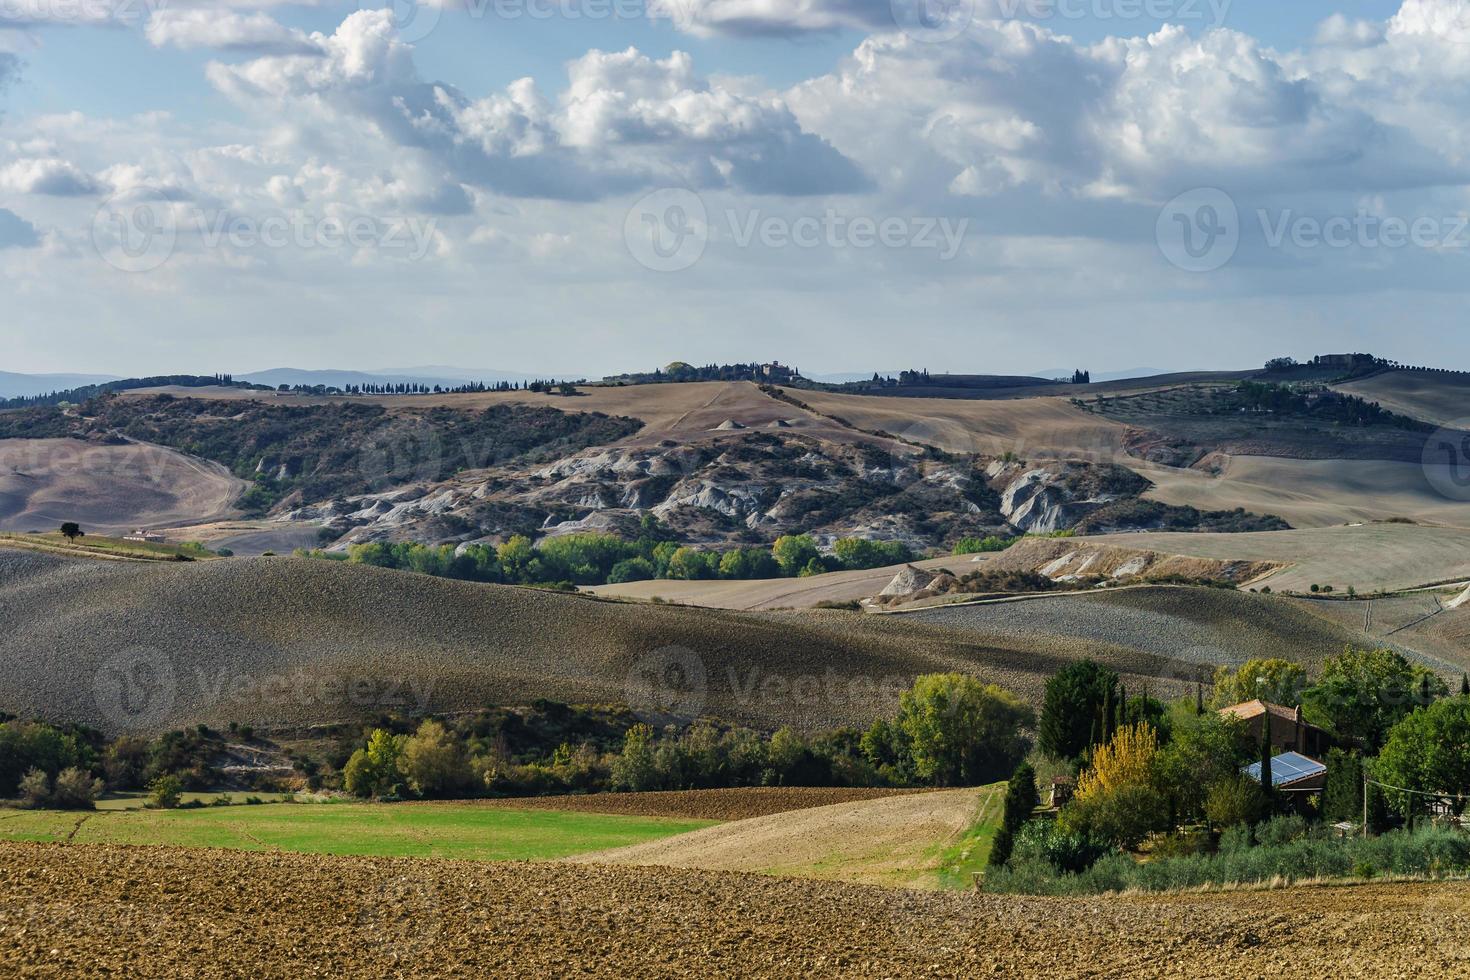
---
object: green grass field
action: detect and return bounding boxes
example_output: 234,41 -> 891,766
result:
933,784 -> 1005,889
0,802 -> 713,862
0,532 -> 218,562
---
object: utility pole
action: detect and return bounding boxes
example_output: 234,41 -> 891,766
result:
1363,771 -> 1368,838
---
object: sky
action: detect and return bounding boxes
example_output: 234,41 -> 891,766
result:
1,0 -> 1469,378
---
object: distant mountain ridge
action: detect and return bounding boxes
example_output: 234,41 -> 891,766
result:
0,371 -> 120,400
239,367 -> 579,390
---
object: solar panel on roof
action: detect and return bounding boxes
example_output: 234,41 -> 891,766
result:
1243,751 -> 1326,787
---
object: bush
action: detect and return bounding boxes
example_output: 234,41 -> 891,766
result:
986,825 -> 1470,895
1061,782 -> 1169,849
17,768 -> 51,808
148,773 -> 183,809
1203,774 -> 1268,830
51,767 -> 103,810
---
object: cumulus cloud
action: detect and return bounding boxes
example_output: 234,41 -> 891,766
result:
145,10 -> 323,55
646,0 -> 898,36
206,11 -> 867,200
0,156 -> 104,195
786,18 -> 1465,215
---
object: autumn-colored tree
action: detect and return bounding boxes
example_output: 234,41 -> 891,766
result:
1075,722 -> 1159,802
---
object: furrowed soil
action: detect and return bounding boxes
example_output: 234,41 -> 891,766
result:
472,787 -> 930,821
2,842 -> 1467,978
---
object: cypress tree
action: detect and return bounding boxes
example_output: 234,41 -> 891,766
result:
1461,673 -> 1469,696
987,762 -> 1037,869
1259,715 -> 1273,793
1195,681 -> 1204,715
1116,683 -> 1127,729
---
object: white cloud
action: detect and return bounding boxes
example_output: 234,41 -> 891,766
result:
647,0 -> 897,36
206,12 -> 867,200
0,156 -> 103,195
145,10 -> 323,55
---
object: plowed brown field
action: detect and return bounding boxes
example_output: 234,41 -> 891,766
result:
2,843 -> 1468,978
472,787 -> 930,821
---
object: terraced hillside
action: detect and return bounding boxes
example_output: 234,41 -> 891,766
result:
0,547 -> 1420,735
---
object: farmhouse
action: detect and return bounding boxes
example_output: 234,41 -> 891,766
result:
122,529 -> 166,543
1244,751 -> 1328,795
1219,700 -> 1333,758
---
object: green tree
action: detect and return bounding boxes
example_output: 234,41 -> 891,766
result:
1211,658 -> 1308,707
148,773 -> 183,809
59,522 -> 84,543
610,724 -> 658,792
1038,660 -> 1119,761
1153,711 -> 1252,825
1374,696 -> 1470,818
496,535 -> 535,583
988,762 -> 1037,868
342,728 -> 408,799
1321,748 -> 1363,823
896,674 -> 1033,786
607,557 -> 656,584
399,720 -> 470,798
771,534 -> 819,577
666,547 -> 714,580
1303,648 -> 1449,750
1202,774 -> 1268,830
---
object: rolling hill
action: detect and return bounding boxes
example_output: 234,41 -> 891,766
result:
0,547 -> 1440,736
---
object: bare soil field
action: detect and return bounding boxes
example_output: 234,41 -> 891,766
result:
593,523 -> 1470,608
1137,455 -> 1470,529
572,788 -> 983,888
0,439 -> 243,533
475,787 -> 929,822
1335,370 -> 1470,427
0,548 -> 1427,733
1091,522 -> 1470,594
2,842 -> 1466,978
128,381 -> 871,451
905,586 -> 1423,683
784,387 -> 1128,460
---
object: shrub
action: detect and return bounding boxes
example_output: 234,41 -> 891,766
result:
51,767 -> 103,810
1203,774 -> 1268,830
148,773 -> 183,809
17,768 -> 51,808
1061,782 -> 1169,849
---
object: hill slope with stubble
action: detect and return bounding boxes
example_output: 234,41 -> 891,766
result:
0,547 -> 1425,735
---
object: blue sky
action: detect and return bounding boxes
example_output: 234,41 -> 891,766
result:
2,0 -> 1469,377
